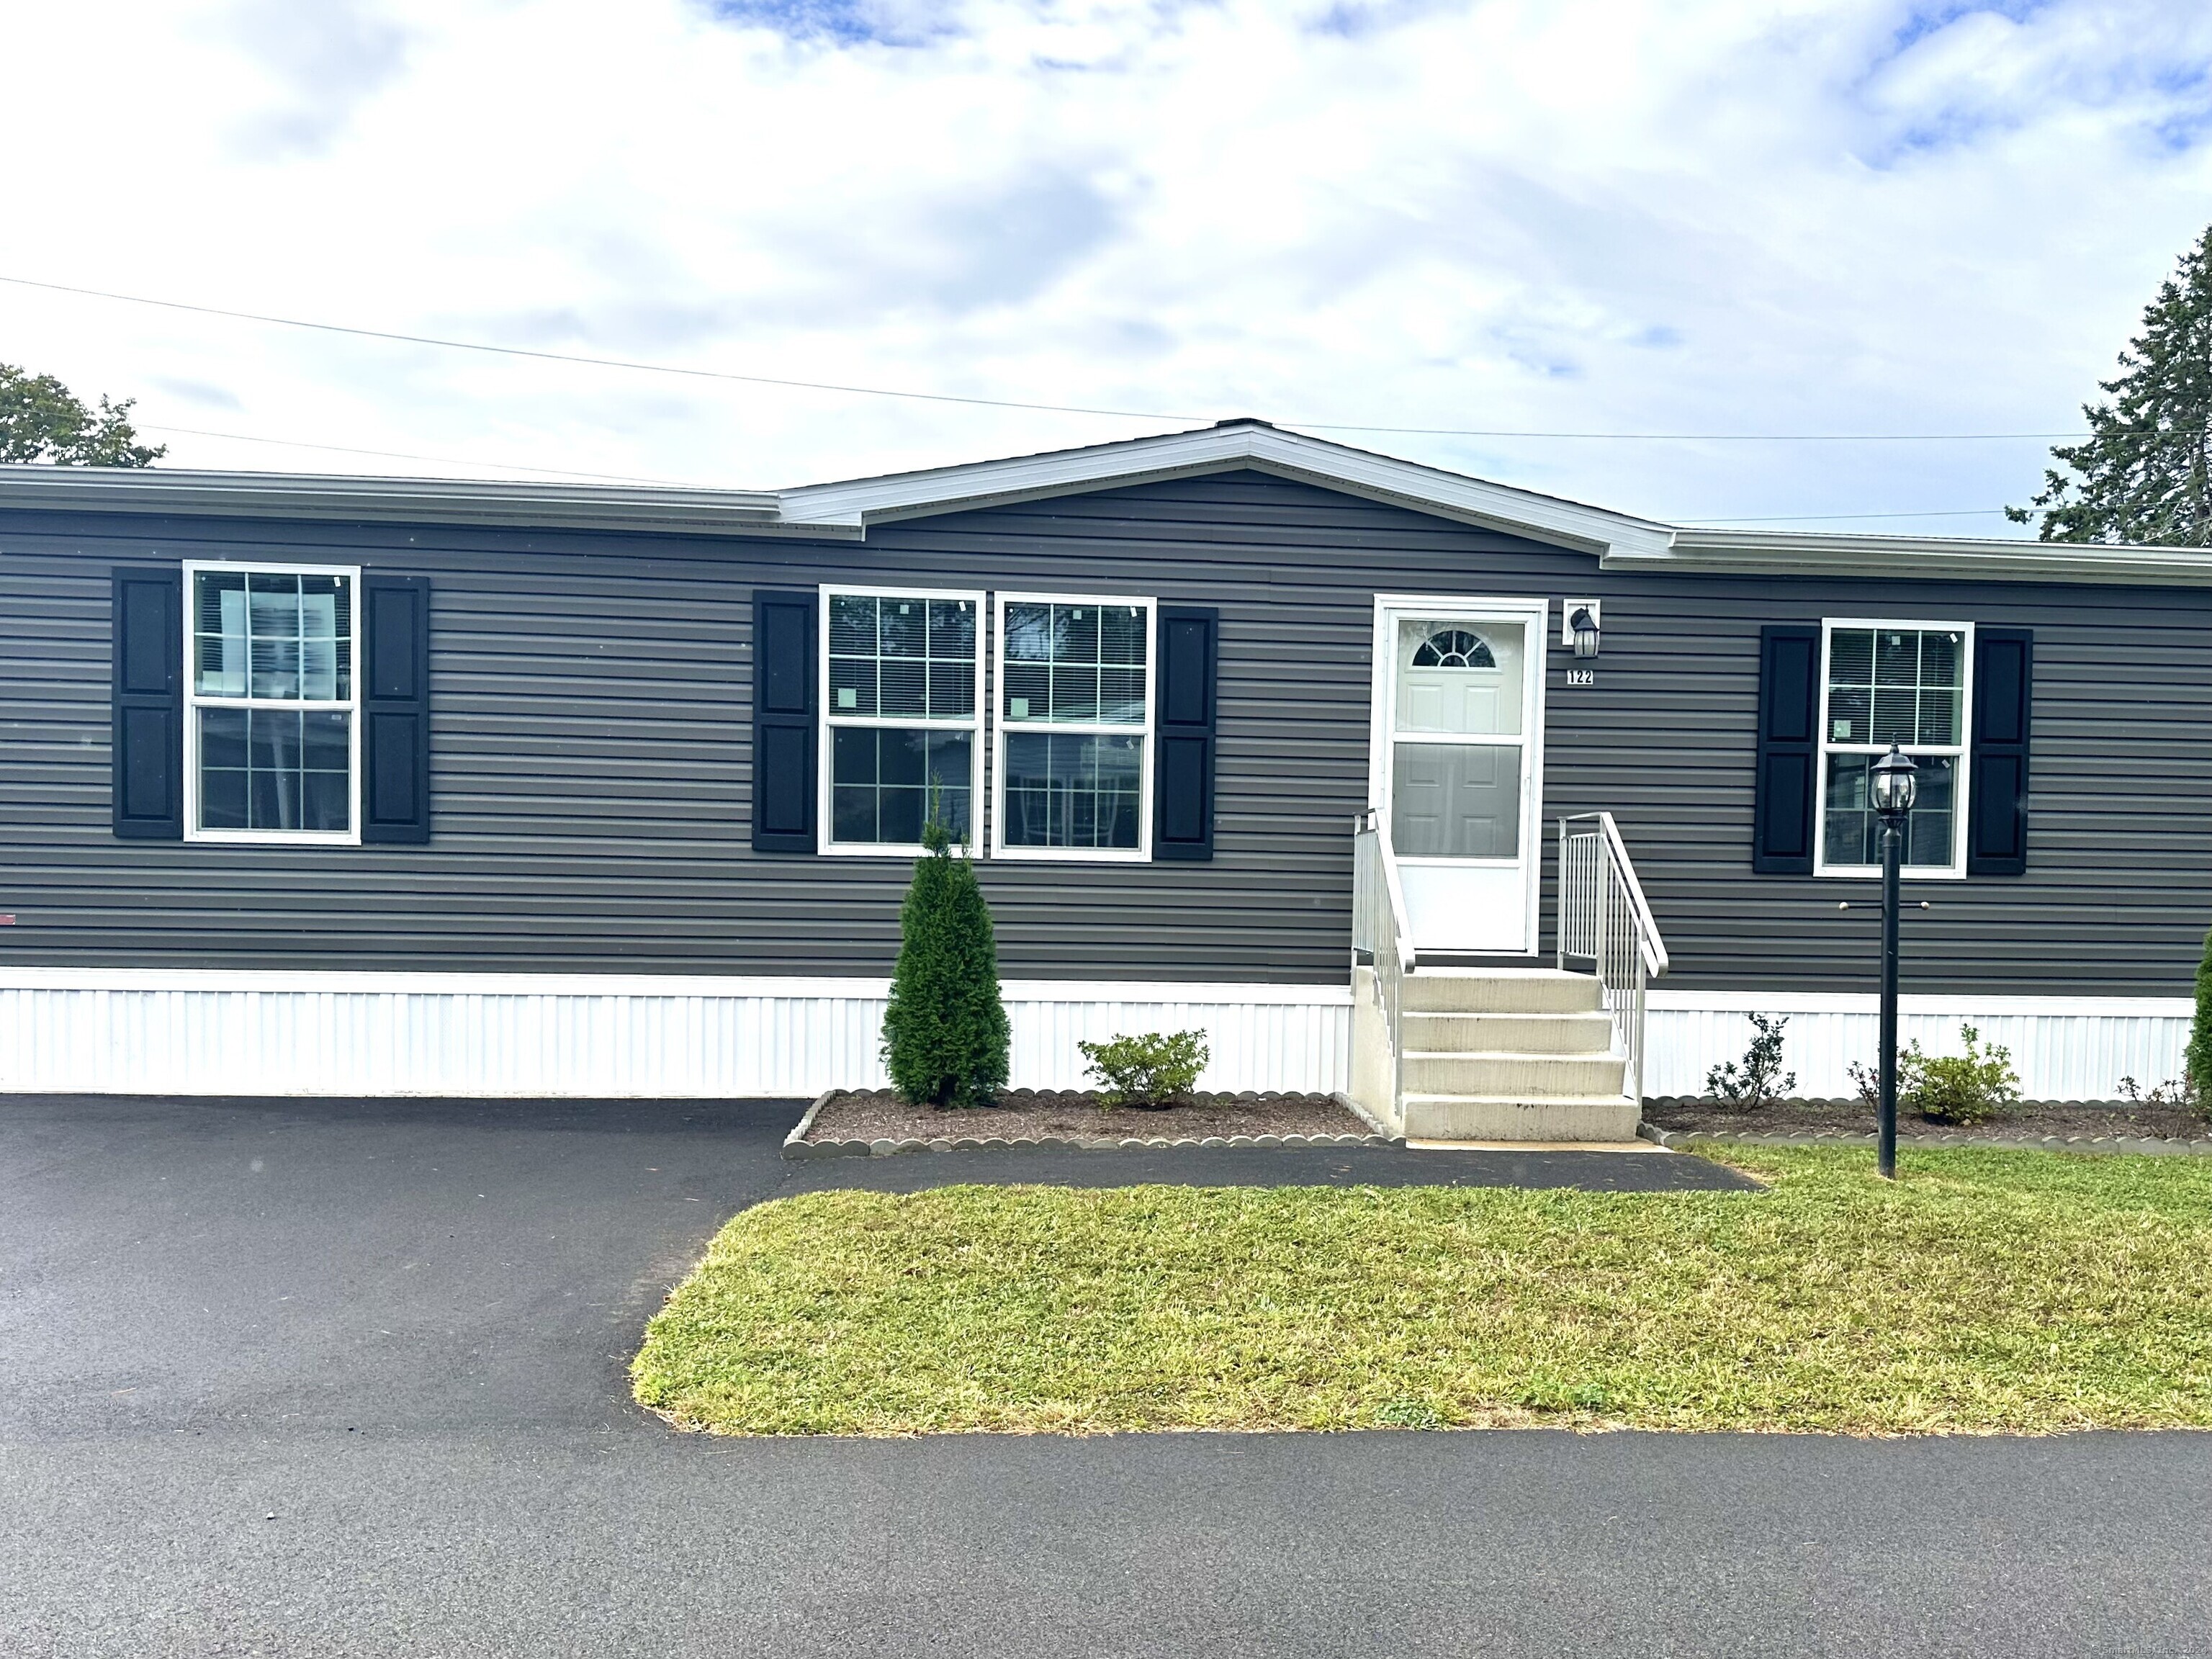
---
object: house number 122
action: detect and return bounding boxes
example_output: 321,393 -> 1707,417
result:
1565,667 -> 1595,687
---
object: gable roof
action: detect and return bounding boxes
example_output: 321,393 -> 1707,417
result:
775,419 -> 1679,558
2,417 -> 2208,586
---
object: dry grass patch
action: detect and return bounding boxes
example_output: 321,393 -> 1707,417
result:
632,1147 -> 2212,1436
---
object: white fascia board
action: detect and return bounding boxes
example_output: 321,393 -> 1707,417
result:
1627,527 -> 2212,587
778,424 -> 1676,559
0,464 -> 853,541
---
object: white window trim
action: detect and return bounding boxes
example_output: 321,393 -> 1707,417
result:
990,590 -> 1158,864
815,583 -> 987,858
181,559 -> 363,847
1813,616 -> 1975,881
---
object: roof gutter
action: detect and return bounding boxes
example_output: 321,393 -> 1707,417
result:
1621,526 -> 2212,587
0,464 -> 854,541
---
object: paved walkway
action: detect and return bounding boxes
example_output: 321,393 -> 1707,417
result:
5,1092 -> 2206,1658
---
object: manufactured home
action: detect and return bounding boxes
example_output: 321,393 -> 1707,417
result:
1,421 -> 2203,1136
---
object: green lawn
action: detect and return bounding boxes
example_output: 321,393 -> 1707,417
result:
631,1147 -> 2212,1437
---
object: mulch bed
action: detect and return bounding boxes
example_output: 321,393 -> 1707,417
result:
806,1087 -> 1374,1145
1642,1097 -> 2209,1142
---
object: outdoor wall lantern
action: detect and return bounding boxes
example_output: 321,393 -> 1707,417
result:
1869,744 -> 1919,1180
1563,601 -> 1601,659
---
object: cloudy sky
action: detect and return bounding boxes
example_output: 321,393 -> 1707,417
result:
3,0 -> 2209,532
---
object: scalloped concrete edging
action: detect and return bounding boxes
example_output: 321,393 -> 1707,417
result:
1330,1089 -> 1398,1141
782,1089 -> 1395,1161
1637,1122 -> 2212,1156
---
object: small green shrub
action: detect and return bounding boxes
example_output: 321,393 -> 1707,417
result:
2118,1074 -> 2198,1111
2187,927 -> 2212,1114
1906,1024 -> 2020,1125
1847,1058 -> 1881,1111
881,819 -> 1010,1109
1703,1012 -> 1796,1110
1077,1030 -> 1209,1108
1849,1024 -> 2023,1125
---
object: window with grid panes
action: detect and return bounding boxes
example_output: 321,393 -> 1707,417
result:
1818,622 -> 1969,872
186,566 -> 359,839
822,590 -> 981,848
996,596 -> 1153,855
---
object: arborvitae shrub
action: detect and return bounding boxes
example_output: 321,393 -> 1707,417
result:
881,819 -> 1010,1108
2186,927 -> 2212,1112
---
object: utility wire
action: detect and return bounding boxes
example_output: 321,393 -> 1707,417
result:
0,271 -> 2112,444
141,423 -> 2033,527
145,418 -> 2036,528
1,274 -> 1202,426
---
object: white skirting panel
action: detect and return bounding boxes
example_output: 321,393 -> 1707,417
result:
1645,991 -> 2193,1104
0,971 -> 1352,1100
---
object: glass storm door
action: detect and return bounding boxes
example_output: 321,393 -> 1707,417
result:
1377,601 -> 1545,955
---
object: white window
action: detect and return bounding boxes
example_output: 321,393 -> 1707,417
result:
992,593 -> 1155,862
183,562 -> 361,843
1816,619 -> 1974,878
819,587 -> 984,854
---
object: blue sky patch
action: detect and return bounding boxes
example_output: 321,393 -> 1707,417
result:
706,0 -> 950,45
1887,0 -> 2051,58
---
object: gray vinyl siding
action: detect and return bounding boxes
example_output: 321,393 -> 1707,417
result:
3,470 -> 2209,996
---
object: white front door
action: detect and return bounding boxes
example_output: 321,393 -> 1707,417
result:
1372,597 -> 1546,955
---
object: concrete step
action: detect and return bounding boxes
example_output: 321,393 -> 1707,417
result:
1399,968 -> 1602,1015
1401,1094 -> 1643,1143
1401,1010 -> 1617,1056
1401,1051 -> 1628,1097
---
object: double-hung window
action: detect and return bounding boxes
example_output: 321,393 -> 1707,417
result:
1817,619 -> 1972,876
821,588 -> 984,853
993,593 -> 1154,861
184,562 -> 360,842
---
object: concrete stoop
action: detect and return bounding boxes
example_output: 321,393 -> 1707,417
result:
1394,968 -> 1639,1144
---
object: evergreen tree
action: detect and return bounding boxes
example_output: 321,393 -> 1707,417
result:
0,363 -> 164,467
881,817 -> 1010,1108
2186,927 -> 2212,1107
2010,225 -> 2212,544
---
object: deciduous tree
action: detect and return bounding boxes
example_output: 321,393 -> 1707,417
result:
0,363 -> 163,467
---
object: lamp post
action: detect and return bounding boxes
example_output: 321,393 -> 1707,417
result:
1869,745 -> 1919,1181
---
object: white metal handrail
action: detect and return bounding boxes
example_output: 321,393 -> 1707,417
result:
1351,809 -> 1411,1130
1556,811 -> 1670,1102
1352,809 -> 1413,975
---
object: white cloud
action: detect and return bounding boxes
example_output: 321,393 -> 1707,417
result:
1,0 -> 2208,528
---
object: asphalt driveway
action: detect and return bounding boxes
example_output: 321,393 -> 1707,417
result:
4,1092 -> 2208,1658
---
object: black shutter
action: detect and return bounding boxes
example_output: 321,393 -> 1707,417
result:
1967,627 -> 2032,877
752,589 -> 817,853
1154,605 -> 1219,860
1753,624 -> 1820,874
361,575 -> 432,845
112,567 -> 184,840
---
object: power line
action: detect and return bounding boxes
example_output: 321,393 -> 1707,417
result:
0,271 -> 2110,444
145,418 -> 2040,526
123,419 -> 2042,529
1,274 -> 1202,425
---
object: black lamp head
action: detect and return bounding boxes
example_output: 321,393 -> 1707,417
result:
1870,744 -> 1919,819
